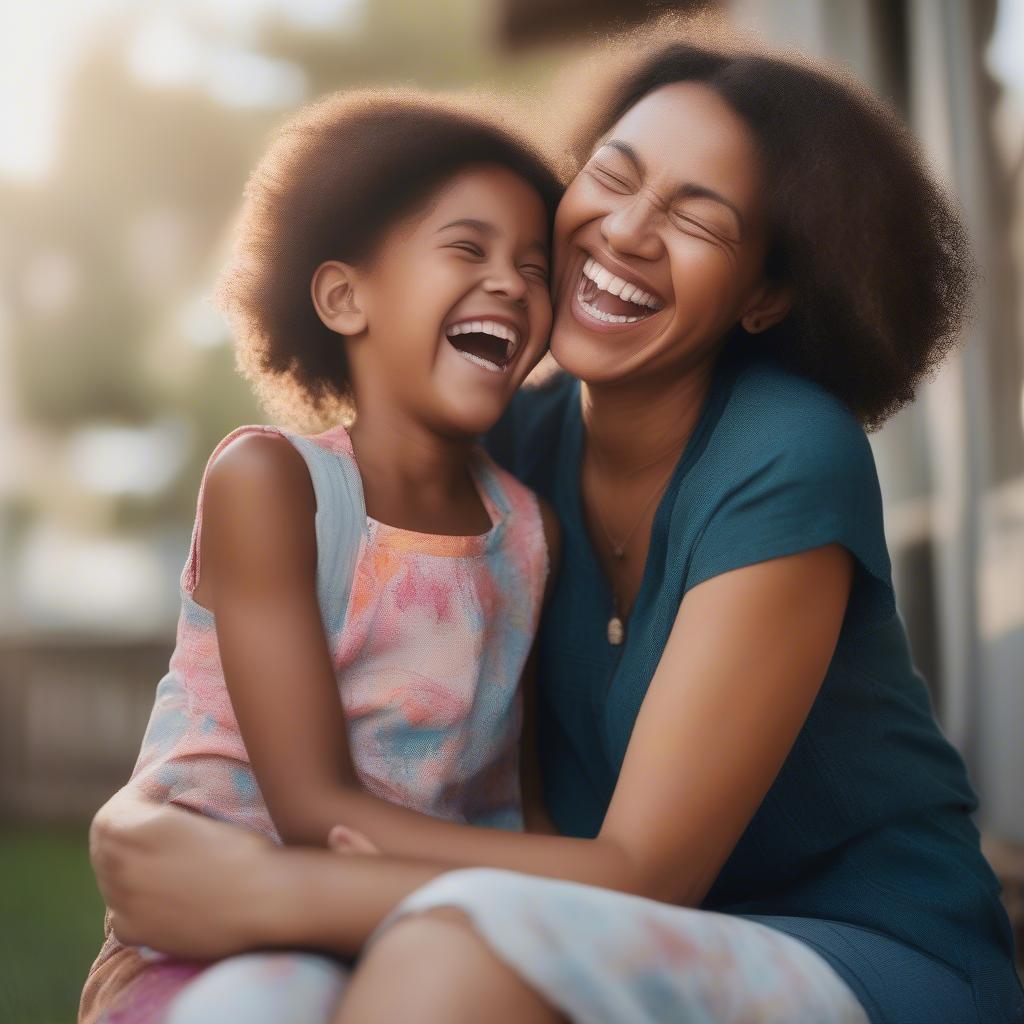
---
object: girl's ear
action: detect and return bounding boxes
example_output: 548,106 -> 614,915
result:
311,261 -> 368,336
740,281 -> 793,335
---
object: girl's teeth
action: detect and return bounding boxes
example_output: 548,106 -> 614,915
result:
444,318 -> 521,369
620,283 -> 637,302
445,320 -> 520,347
456,350 -> 503,372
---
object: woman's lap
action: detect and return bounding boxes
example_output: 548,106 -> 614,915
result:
90,870 -> 995,1024
370,867 -> 872,1024
739,914 -> 983,1024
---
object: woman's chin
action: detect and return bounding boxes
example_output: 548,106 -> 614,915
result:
549,329 -> 634,385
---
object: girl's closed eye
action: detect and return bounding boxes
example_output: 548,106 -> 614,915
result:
450,240 -> 486,258
520,261 -> 549,280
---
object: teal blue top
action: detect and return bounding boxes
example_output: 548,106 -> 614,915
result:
486,349 -> 1023,1023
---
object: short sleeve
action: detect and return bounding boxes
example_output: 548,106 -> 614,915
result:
684,370 -> 896,634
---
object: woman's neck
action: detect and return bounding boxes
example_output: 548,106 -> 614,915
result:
580,356 -> 718,476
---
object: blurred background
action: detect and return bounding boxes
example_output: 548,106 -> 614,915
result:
1,0 -> 1022,1020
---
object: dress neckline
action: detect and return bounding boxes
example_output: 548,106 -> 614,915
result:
313,424 -> 503,558
367,452 -> 504,558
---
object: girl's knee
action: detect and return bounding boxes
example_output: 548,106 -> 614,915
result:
165,952 -> 347,1024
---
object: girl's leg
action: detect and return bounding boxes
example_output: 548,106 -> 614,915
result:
335,907 -> 563,1024
94,952 -> 347,1024
92,959 -> 206,1024
339,868 -> 871,1024
164,952 -> 349,1024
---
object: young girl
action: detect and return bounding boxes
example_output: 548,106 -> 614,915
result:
79,89 -> 562,1023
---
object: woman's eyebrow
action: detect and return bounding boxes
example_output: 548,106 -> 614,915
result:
602,139 -> 745,235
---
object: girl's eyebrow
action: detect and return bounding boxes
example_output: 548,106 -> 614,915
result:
600,139 -> 746,236
436,218 -> 548,258
437,217 -> 496,236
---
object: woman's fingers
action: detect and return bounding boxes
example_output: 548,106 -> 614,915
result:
327,824 -> 380,855
88,799 -> 280,959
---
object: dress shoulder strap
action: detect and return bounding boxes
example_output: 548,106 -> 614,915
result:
181,423 -> 366,640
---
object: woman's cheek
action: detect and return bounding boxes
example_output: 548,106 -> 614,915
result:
553,180 -> 605,241
669,237 -> 737,299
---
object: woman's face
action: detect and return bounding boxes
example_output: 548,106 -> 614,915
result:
550,82 -> 781,384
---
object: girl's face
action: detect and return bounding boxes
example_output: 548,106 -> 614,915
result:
342,164 -> 552,438
550,82 -> 783,384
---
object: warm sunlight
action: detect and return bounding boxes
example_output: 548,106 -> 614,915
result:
0,0 -> 362,181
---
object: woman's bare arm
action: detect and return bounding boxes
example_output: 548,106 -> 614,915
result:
90,796 -> 441,959
93,529 -> 852,958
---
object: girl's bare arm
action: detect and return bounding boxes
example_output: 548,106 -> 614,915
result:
200,432 -> 571,858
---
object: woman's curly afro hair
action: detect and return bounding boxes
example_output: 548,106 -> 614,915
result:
571,40 -> 974,429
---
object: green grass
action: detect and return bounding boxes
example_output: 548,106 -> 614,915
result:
0,827 -> 106,1024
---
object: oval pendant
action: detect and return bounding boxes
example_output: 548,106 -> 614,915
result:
607,615 -> 624,646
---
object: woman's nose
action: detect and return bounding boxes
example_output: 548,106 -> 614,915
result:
601,195 -> 662,261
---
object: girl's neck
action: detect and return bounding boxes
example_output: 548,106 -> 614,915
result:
348,407 -> 474,498
580,354 -> 718,476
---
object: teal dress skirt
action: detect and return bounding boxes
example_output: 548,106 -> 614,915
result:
474,349 -> 1024,1023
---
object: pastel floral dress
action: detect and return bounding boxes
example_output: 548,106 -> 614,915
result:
79,422 -> 548,1024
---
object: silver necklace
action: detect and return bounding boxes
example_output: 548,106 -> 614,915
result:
586,441 -> 681,645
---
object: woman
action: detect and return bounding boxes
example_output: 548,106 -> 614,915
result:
87,40 -> 1024,1024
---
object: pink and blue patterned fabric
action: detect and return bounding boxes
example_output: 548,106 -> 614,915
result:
80,422 -> 547,1023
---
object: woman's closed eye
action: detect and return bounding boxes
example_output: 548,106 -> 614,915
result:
589,164 -> 636,194
670,207 -> 738,246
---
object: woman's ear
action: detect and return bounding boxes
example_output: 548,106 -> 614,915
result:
740,281 -> 793,335
311,260 -> 367,336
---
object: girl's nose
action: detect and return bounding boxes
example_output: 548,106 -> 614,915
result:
483,264 -> 529,303
601,194 -> 662,262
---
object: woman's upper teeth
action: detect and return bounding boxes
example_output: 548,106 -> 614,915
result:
583,257 -> 663,310
446,319 -> 520,357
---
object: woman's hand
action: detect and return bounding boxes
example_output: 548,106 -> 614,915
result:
90,794 -> 447,959
327,824 -> 380,855
90,795 -> 284,960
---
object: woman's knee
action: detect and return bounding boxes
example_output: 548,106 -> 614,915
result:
342,908 -> 561,1023
360,907 -> 482,982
